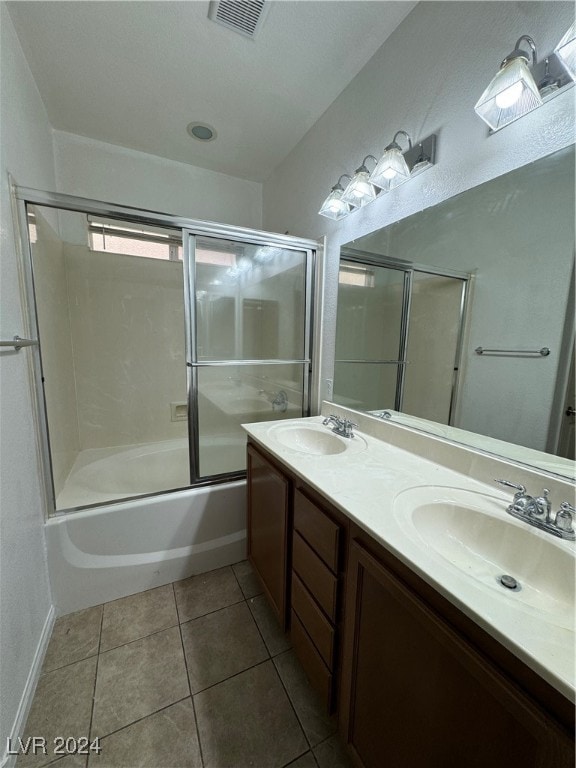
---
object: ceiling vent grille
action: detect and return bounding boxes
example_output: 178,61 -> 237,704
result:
208,1 -> 268,39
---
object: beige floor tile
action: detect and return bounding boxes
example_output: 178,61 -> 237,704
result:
273,650 -> 336,747
313,734 -> 353,768
231,560 -> 263,599
194,660 -> 307,768
181,602 -> 268,693
174,566 -> 243,623
17,658 -> 97,768
247,594 -> 290,656
88,699 -> 201,768
100,585 -> 178,651
91,626 -> 189,738
43,606 -> 102,672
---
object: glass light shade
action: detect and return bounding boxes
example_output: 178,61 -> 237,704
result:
318,187 -> 351,220
370,146 -> 411,188
474,56 -> 542,130
555,22 -> 576,81
410,156 -> 433,178
341,170 -> 377,207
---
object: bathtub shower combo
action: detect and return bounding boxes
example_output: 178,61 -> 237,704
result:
16,189 -> 316,612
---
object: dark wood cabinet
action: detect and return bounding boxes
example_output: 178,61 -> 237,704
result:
290,486 -> 348,713
246,440 -> 574,767
339,530 -> 574,768
246,443 -> 291,630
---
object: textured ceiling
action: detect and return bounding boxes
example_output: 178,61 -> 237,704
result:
7,1 -> 416,181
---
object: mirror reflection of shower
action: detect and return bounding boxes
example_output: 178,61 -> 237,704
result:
334,255 -> 468,425
27,206 -> 312,513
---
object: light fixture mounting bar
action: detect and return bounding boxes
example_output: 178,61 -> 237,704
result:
403,133 -> 437,171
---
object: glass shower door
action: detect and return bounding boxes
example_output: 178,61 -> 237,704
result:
27,204 -> 190,511
334,259 -> 408,411
402,271 -> 466,424
186,234 -> 311,479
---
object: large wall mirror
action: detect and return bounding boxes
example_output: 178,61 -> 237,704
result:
335,145 -> 575,480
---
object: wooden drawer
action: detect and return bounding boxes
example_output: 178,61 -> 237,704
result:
292,572 -> 335,669
294,488 -> 340,573
291,610 -> 333,713
293,531 -> 338,620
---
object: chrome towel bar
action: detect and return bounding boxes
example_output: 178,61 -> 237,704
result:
475,346 -> 550,357
0,336 -> 39,351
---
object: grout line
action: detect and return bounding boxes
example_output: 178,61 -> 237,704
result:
87,604 -> 105,752
174,582 -> 205,768
191,655 -> 275,697
42,650 -> 100,676
88,695 -> 191,743
176,596 -> 246,625
246,596 -> 273,661
282,748 -> 319,768
269,650 -> 314,750
98,621 -> 181,655
246,595 -> 293,659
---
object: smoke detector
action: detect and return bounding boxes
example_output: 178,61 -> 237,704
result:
208,1 -> 269,39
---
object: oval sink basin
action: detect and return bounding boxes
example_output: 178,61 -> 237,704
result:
269,424 -> 367,456
394,487 -> 575,629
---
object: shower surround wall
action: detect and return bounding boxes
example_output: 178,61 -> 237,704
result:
64,247 -> 188,450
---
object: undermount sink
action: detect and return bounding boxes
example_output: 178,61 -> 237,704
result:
269,423 -> 367,456
393,486 -> 575,629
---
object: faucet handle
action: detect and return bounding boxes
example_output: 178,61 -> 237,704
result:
555,502 -> 575,535
495,479 -> 526,495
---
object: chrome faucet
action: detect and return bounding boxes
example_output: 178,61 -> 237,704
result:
322,414 -> 358,439
495,480 -> 575,541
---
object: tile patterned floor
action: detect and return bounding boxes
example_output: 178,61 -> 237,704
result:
17,562 -> 352,768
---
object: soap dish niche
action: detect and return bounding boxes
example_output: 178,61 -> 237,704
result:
170,401 -> 188,422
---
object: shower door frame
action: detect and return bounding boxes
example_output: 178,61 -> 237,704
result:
337,247 -> 471,422
182,228 -> 315,486
13,186 -> 317,516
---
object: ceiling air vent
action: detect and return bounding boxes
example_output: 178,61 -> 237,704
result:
208,1 -> 269,39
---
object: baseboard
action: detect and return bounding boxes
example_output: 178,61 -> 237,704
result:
1,605 -> 55,768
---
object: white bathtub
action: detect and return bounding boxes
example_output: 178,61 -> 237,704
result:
47,438 -> 248,615
56,436 -> 246,510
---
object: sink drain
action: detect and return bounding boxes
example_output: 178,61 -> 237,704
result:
499,574 -> 520,591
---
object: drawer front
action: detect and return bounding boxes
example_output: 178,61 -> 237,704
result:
292,572 -> 335,669
292,531 -> 338,620
294,489 -> 340,573
291,611 -> 333,713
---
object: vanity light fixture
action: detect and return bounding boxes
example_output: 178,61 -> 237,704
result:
318,175 -> 355,220
555,22 -> 576,81
318,134 -> 437,220
474,35 -> 542,131
341,158 -> 379,208
474,32 -> 574,132
410,142 -> 435,177
370,131 -> 412,190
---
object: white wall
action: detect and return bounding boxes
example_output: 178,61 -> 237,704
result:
53,130 -> 263,229
262,1 -> 575,416
0,4 -> 55,764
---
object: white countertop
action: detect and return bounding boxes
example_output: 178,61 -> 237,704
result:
243,412 -> 576,704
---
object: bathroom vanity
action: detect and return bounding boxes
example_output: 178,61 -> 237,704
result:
244,409 -> 575,768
